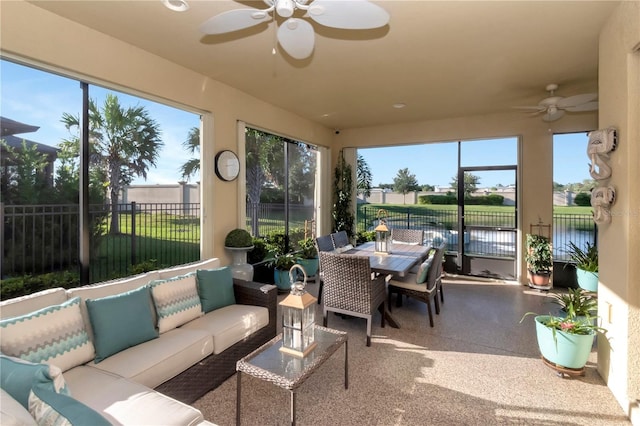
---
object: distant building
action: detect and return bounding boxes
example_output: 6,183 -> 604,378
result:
0,116 -> 59,186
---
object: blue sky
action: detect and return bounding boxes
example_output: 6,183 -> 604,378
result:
1,59 -> 200,185
360,133 -> 590,188
2,59 -> 589,188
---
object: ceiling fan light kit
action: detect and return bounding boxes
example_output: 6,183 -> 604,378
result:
513,83 -> 598,122
199,0 -> 390,59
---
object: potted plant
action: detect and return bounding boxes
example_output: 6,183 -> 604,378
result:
550,288 -> 597,319
296,237 -> 319,278
521,312 -> 606,371
565,241 -> 598,292
224,228 -> 254,281
270,253 -> 297,292
525,234 -> 553,289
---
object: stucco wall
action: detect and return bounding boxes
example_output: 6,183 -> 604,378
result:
0,0 -> 333,264
597,1 -> 640,423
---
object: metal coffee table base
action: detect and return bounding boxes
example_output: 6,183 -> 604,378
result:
236,326 -> 348,426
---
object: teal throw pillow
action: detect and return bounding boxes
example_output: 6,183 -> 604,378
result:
0,355 -> 68,409
196,267 -> 236,313
29,384 -> 110,426
415,256 -> 434,284
86,286 -> 158,363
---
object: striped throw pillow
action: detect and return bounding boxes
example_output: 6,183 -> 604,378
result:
150,273 -> 203,333
0,298 -> 95,372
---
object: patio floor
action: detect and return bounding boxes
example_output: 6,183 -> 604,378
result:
193,276 -> 631,425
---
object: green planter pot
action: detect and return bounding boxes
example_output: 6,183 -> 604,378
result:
297,258 -> 319,277
576,268 -> 598,292
534,315 -> 595,369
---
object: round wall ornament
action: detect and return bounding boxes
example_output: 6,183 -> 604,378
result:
215,150 -> 240,181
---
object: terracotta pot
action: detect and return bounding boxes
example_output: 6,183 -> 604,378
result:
529,270 -> 551,287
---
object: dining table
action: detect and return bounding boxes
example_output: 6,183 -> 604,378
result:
342,241 -> 431,328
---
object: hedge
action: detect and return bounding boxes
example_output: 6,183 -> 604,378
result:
418,194 -> 505,206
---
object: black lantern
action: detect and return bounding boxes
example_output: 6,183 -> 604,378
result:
279,265 -> 317,358
375,209 -> 391,254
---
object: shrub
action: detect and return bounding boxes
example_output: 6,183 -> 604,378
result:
1,270 -> 80,299
224,228 -> 253,247
248,237 -> 268,264
574,192 -> 591,206
419,195 -> 457,205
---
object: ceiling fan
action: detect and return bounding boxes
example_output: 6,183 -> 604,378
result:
199,0 -> 390,60
513,83 -> 598,122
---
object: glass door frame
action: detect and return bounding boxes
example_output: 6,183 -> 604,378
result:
456,165 -> 518,278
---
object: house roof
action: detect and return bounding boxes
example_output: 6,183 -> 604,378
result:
1,134 -> 60,157
0,116 -> 40,136
0,117 -> 58,157
26,1 -> 620,129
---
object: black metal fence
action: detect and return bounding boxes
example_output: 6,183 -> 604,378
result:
246,203 -> 316,237
553,214 -> 597,261
357,205 -> 595,261
2,202 -> 200,283
2,202 -> 594,283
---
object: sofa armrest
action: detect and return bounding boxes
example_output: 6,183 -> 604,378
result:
233,279 -> 277,331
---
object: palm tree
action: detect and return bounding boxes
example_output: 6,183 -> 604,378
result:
179,127 -> 200,181
62,94 -> 163,234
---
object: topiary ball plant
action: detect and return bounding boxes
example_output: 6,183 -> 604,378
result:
224,228 -> 253,248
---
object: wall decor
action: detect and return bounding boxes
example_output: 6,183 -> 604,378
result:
591,184 -> 616,225
587,127 -> 617,180
215,150 -> 240,182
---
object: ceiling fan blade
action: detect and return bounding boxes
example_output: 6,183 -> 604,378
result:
557,93 -> 598,108
278,18 -> 315,59
512,106 -> 546,112
199,8 -> 271,34
307,0 -> 390,29
564,101 -> 599,112
542,110 -> 565,122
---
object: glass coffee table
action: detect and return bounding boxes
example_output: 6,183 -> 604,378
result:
236,325 -> 348,425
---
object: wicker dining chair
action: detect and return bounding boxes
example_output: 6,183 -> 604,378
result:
390,228 -> 425,245
391,228 -> 426,275
386,243 -> 445,327
314,235 -> 336,304
319,251 -> 387,346
330,230 -> 352,252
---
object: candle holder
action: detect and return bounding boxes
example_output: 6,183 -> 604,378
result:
279,264 -> 317,358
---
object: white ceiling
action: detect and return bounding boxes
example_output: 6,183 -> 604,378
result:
28,0 -> 620,130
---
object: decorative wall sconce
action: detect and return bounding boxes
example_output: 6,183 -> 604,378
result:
591,185 -> 616,225
587,127 -> 618,225
587,127 -> 617,180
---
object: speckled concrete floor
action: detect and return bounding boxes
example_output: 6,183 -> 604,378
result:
193,277 -> 631,425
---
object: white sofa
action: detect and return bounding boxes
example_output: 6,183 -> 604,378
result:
0,258 -> 278,425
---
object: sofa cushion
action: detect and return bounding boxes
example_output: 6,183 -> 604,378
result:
0,355 -> 68,409
196,266 -> 236,313
28,384 -> 110,426
63,366 -> 205,426
1,388 -> 37,426
67,271 -> 160,341
88,328 -> 212,389
150,273 -> 203,333
0,288 -> 68,321
181,304 -> 269,354
86,286 -> 158,363
0,297 -> 95,372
